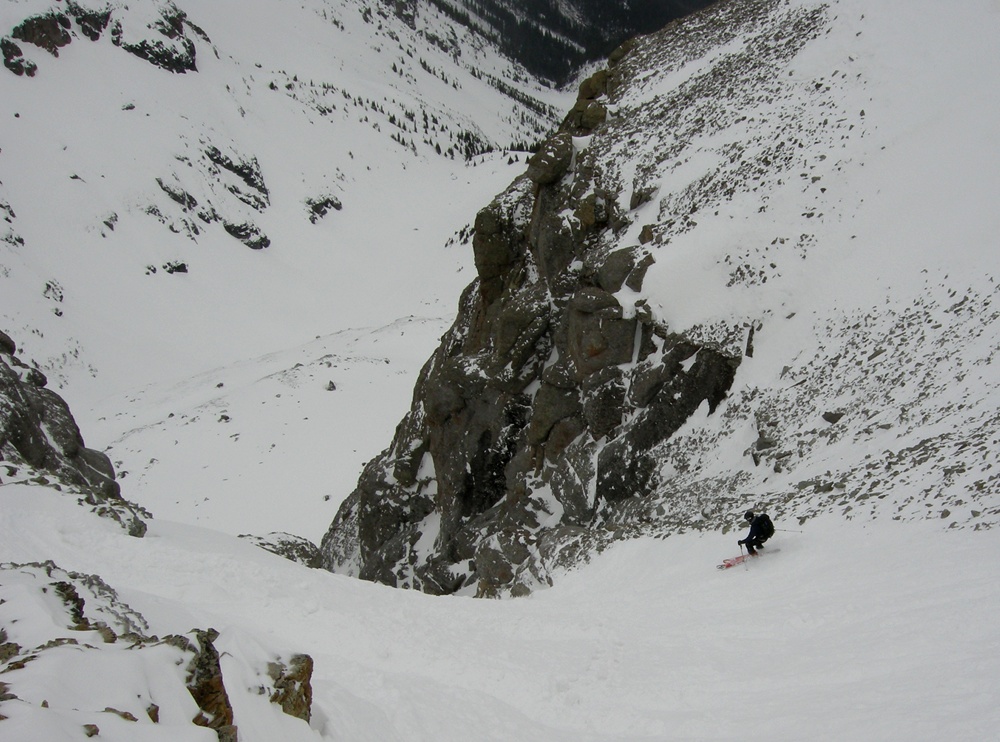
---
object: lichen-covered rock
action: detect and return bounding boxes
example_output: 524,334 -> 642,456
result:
185,629 -> 235,732
267,654 -> 314,722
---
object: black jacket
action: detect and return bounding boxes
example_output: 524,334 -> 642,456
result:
743,515 -> 771,543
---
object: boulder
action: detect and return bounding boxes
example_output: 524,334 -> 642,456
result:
267,654 -> 314,722
525,132 -> 574,186
578,69 -> 609,100
564,99 -> 608,133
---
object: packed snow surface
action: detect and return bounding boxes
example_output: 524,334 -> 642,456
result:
3,486 -> 1000,740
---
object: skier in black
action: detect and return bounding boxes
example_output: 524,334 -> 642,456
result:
738,510 -> 773,555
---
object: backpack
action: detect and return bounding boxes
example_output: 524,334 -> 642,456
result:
758,513 -> 775,540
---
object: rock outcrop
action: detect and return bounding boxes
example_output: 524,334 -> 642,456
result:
323,0 -> 1000,597
319,3 -> 759,597
0,331 -> 148,536
2,2 -> 206,76
267,654 -> 314,723
240,532 -> 323,568
0,561 -> 315,738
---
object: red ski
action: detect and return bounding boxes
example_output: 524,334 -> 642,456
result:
717,548 -> 779,569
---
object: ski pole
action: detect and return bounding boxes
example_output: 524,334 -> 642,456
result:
775,528 -> 803,533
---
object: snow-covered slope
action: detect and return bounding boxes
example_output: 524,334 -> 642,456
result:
612,0 -> 1000,525
0,0 -> 563,400
1,0 -> 567,539
3,0 -> 1000,739
3,486 -> 1000,740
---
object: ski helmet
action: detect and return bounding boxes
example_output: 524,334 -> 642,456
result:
744,510 -> 754,521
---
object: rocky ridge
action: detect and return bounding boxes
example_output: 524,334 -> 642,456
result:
319,0 -> 1000,596
2,0 -> 205,78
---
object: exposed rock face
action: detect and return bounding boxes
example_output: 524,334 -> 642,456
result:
1,1 -> 208,76
318,5 -> 759,597
11,12 -> 73,56
324,0 -> 1000,595
267,654 -> 314,723
184,629 -> 236,734
0,331 -> 148,536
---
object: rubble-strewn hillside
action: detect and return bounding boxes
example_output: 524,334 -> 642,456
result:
320,0 -> 1000,596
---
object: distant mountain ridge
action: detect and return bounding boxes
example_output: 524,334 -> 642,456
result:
420,0 -> 719,83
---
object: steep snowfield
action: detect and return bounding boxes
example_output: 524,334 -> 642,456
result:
3,485 -> 1000,740
577,0 -> 1000,531
3,0 -> 1000,738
